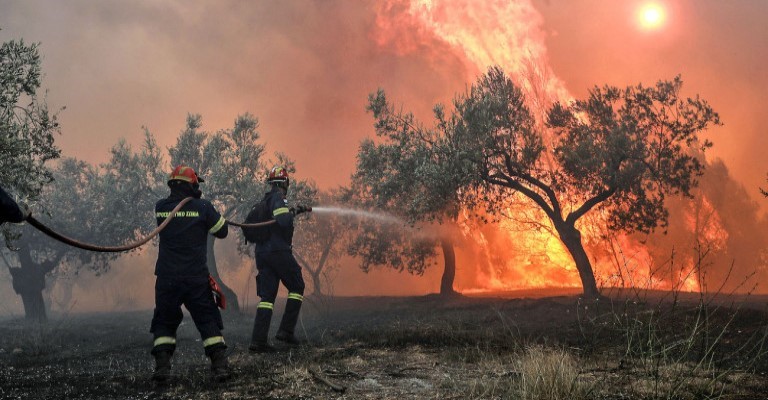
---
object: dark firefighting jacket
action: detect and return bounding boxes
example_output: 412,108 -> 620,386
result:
255,186 -> 295,254
154,192 -> 228,278
0,186 -> 24,224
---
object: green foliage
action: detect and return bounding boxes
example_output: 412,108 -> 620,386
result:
168,113 -> 267,226
0,38 -> 60,200
347,91 -> 458,277
354,66 -> 720,292
361,89 -> 463,222
446,68 -> 721,234
98,131 -> 167,239
548,76 -> 719,233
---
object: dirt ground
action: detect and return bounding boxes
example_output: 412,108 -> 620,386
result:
1,290 -> 767,399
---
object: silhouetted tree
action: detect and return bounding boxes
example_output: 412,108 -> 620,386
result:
341,182 -> 443,293
6,135 -> 165,321
364,67 -> 720,298
292,189 -> 349,296
654,160 -> 768,292
349,90 -> 469,296
0,36 -> 60,320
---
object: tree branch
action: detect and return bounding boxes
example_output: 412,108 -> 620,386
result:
566,187 -> 616,225
486,175 -> 558,222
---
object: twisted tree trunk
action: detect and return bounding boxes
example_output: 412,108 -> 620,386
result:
555,222 -> 600,299
439,238 -> 458,296
10,247 -> 51,322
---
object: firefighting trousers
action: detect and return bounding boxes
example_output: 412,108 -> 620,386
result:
251,250 -> 305,343
150,275 -> 225,356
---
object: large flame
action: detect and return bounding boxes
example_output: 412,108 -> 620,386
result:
372,0 -> 738,294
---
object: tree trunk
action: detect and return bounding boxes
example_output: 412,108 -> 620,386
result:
206,237 -> 240,312
309,271 -> 323,297
439,238 -> 458,296
294,252 -> 325,297
10,249 -> 48,322
555,223 -> 600,298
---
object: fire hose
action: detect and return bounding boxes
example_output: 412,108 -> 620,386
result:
25,197 -> 279,253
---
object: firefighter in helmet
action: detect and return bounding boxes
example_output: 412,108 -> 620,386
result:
0,185 -> 29,224
150,165 -> 230,382
248,166 -> 309,353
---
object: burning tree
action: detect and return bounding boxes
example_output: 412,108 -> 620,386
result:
365,67 -> 720,298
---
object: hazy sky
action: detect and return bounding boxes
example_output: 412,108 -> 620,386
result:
2,0 -> 766,198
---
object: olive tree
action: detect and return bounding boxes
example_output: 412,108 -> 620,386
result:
350,92 -> 469,296
5,134 -> 165,321
366,67 -> 720,298
168,113 -> 267,311
291,189 -> 350,297
341,182 -> 444,294
1,37 -> 60,230
0,36 -> 59,320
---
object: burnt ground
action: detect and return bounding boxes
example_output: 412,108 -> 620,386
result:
1,290 -> 767,400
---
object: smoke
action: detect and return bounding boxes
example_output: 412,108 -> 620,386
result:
0,0 -> 471,189
371,0 -> 768,294
0,0 -> 766,304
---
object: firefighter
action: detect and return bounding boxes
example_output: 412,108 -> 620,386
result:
150,165 -> 230,382
248,166 -> 309,353
0,185 -> 28,224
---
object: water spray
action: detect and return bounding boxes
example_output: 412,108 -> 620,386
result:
311,206 -> 405,225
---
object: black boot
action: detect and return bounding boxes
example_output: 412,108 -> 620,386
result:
275,330 -> 302,345
209,348 -> 231,382
248,341 -> 277,353
250,306 -> 275,353
152,350 -> 173,382
276,296 -> 303,345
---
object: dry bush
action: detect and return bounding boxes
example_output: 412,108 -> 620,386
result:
575,250 -> 768,399
517,345 -> 588,400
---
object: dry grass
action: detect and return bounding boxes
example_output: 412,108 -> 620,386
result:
517,345 -> 588,400
0,294 -> 766,399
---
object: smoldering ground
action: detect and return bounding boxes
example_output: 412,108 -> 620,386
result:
2,292 -> 768,399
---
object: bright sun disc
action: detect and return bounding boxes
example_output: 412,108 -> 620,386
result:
638,3 -> 666,30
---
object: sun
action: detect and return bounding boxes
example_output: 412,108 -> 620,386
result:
638,2 -> 666,30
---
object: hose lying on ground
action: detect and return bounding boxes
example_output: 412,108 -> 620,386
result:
26,197 -> 277,253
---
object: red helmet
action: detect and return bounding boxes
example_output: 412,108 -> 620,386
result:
267,165 -> 289,185
169,165 -> 204,184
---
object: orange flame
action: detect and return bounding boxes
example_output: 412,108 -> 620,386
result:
375,0 -> 730,295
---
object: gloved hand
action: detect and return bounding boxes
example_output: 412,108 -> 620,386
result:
209,275 -> 226,310
293,205 -> 311,215
18,202 -> 31,220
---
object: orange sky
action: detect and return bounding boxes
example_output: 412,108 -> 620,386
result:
2,0 -> 767,299
2,1 -> 765,196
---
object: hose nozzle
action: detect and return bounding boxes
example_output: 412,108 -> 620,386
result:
294,205 -> 312,215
